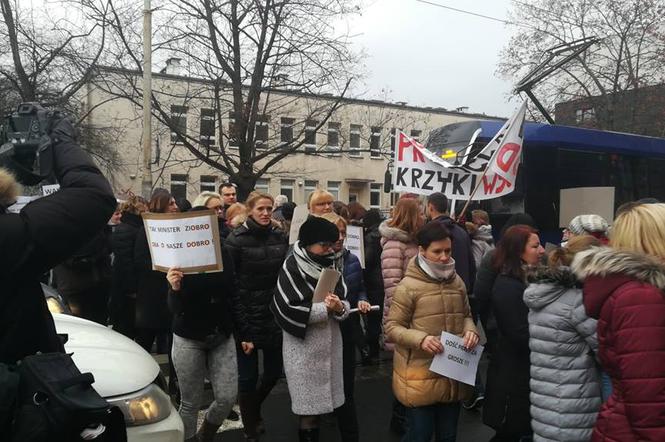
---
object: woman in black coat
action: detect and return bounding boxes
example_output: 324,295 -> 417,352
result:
109,196 -> 147,338
165,207 -> 241,442
224,193 -> 288,441
483,225 -> 544,442
362,209 -> 385,360
134,189 -> 179,353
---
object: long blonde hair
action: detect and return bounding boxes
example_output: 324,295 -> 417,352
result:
611,203 -> 665,259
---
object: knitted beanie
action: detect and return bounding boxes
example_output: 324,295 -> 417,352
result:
568,214 -> 609,236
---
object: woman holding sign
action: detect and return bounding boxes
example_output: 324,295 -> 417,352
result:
322,212 -> 371,442
165,222 -> 239,442
225,193 -> 288,441
271,216 -> 350,442
385,221 -> 479,442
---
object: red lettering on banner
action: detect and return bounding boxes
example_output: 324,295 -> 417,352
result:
482,174 -> 512,195
398,133 -> 425,163
495,143 -> 520,175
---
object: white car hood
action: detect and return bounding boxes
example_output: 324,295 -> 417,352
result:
53,314 -> 160,398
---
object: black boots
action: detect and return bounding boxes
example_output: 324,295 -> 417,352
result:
239,392 -> 261,441
196,418 -> 221,442
298,428 -> 320,442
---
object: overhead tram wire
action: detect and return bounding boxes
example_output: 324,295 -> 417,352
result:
415,0 -> 514,25
414,0 -> 544,31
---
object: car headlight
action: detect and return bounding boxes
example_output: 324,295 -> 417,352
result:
46,297 -> 65,314
108,383 -> 172,426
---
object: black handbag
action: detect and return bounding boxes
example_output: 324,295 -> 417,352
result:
10,352 -> 126,442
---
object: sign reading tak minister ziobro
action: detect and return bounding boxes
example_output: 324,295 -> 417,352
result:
392,101 -> 527,200
142,210 -> 223,273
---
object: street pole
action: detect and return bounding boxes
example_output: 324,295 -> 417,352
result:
141,0 -> 153,198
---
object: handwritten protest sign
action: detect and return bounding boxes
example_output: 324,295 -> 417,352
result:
142,210 -> 222,274
42,184 -> 60,196
344,225 -> 365,269
289,204 -> 310,245
429,331 -> 484,385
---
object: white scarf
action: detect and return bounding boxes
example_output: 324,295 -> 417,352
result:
417,254 -> 457,282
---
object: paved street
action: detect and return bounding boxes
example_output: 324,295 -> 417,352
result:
177,354 -> 494,442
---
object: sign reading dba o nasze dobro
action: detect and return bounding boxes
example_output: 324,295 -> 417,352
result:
142,210 -> 223,274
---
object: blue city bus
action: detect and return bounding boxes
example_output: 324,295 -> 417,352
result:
425,121 -> 665,243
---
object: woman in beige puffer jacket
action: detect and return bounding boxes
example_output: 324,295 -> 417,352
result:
386,221 -> 479,442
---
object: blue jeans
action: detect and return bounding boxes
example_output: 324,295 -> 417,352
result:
402,403 -> 461,442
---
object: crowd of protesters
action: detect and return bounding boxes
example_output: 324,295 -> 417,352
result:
48,181 -> 665,442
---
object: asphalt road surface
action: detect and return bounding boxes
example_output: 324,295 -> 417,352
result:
187,354 -> 495,442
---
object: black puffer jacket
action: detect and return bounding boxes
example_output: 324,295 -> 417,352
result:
363,223 -> 385,305
0,118 -> 116,363
168,247 -> 240,341
111,212 -> 142,297
225,217 -> 288,348
134,226 -> 171,330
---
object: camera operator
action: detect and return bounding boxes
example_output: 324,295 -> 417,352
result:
0,114 -> 116,364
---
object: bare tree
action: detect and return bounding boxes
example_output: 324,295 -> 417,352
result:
498,0 -> 665,133
95,0 -> 370,198
0,0 -> 126,172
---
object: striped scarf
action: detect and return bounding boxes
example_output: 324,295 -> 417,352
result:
271,241 -> 347,339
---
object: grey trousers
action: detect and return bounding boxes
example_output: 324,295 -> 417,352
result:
172,333 -> 238,438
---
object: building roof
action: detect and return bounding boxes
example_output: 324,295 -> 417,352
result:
92,65 -> 506,121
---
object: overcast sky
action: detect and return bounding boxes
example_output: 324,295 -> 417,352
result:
347,0 -> 518,117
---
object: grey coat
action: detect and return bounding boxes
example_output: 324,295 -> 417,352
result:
523,267 -> 602,442
282,301 -> 350,415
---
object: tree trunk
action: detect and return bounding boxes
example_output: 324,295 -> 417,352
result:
231,168 -> 258,202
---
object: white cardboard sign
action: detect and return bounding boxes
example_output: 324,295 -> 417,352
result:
289,204 -> 310,245
42,184 -> 61,196
344,225 -> 365,269
559,187 -> 615,228
429,331 -> 484,385
142,210 -> 223,274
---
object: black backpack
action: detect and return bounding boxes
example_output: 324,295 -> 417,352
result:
9,352 -> 126,442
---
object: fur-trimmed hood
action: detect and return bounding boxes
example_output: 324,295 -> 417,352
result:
0,168 -> 20,209
572,246 -> 665,318
524,266 -> 579,309
379,219 -> 413,243
571,247 -> 665,291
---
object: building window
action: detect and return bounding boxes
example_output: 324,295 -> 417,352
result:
280,179 -> 294,201
200,175 -> 217,193
255,178 -> 270,194
327,122 -> 340,153
349,124 -> 362,157
327,180 -> 340,200
281,117 -> 294,144
170,174 -> 188,200
170,105 -> 188,144
390,128 -> 397,156
305,119 -> 318,153
370,183 -> 382,208
370,126 -> 382,158
200,108 -> 215,147
575,107 -> 595,124
410,129 -> 422,141
304,180 -> 318,200
255,114 -> 270,149
227,111 -> 238,147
